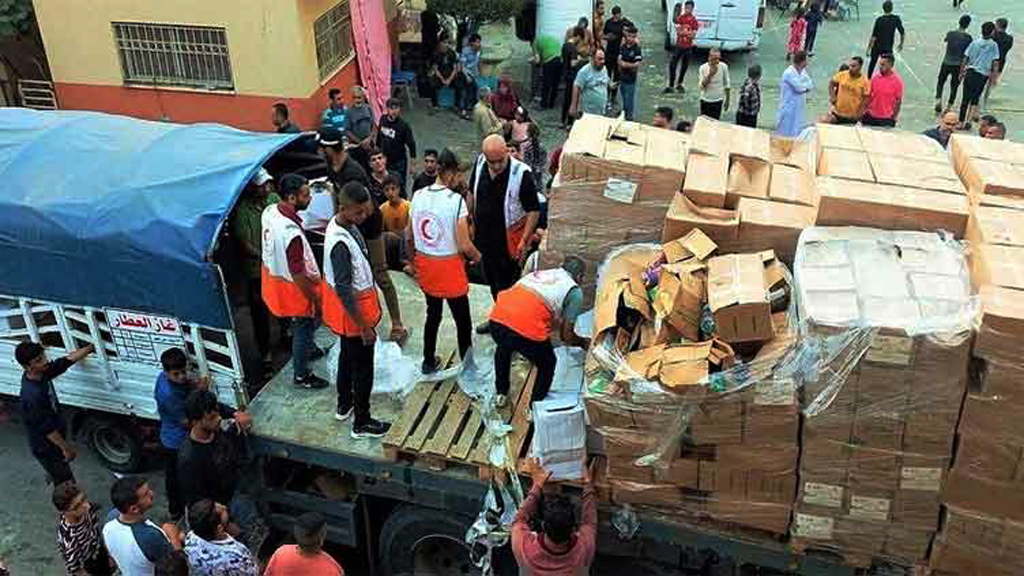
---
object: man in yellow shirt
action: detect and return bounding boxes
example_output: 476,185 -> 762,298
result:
827,56 -> 871,124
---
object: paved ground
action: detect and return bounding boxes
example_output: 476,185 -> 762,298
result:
402,0 -> 1022,167
1,1 -> 1022,573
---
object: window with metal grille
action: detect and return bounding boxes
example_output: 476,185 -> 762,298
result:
314,2 -> 354,80
112,22 -> 234,90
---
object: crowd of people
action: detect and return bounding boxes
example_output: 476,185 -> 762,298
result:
11,2 -> 1018,575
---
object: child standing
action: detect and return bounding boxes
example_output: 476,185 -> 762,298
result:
787,8 -> 807,61
53,482 -> 114,576
804,2 -> 823,55
736,64 -> 763,128
381,175 -> 411,234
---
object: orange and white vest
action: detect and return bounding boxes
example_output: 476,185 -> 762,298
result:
490,268 -> 578,341
320,218 -> 382,337
261,204 -> 321,318
411,184 -> 470,298
473,154 -> 532,258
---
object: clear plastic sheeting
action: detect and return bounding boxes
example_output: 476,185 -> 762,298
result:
466,477 -> 523,575
327,339 -> 419,399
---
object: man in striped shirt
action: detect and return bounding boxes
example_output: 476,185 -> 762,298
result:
53,482 -> 113,576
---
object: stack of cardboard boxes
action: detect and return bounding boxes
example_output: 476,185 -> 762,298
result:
546,114 -> 689,297
585,230 -> 801,535
930,135 -> 1024,575
814,124 -> 970,237
791,227 -> 975,566
663,118 -> 818,263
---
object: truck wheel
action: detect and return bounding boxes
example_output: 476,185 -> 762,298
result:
88,418 -> 143,473
379,506 -> 481,576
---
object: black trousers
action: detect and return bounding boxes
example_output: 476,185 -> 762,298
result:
337,334 -> 374,424
246,279 -> 271,358
668,47 -> 692,88
35,448 -> 74,485
804,25 -> 819,52
481,249 -> 521,301
700,99 -> 724,120
867,50 -> 888,80
735,111 -> 758,128
561,68 -> 579,125
490,321 -> 556,403
424,294 -> 472,363
936,63 -> 962,104
960,69 -> 988,123
541,58 -> 563,109
164,447 -> 184,517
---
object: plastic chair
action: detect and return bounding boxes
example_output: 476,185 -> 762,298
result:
391,70 -> 417,109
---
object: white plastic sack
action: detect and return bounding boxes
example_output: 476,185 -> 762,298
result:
326,338 -> 419,398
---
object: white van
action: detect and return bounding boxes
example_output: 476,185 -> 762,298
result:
664,0 -> 766,52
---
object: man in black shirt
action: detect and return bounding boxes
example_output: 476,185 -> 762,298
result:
377,98 -> 417,195
936,14 -> 973,113
470,134 -> 541,333
411,149 -> 439,196
986,18 -> 1014,106
866,1 -> 904,78
430,35 -> 462,110
16,341 -> 94,484
603,6 -> 626,106
618,25 -> 643,121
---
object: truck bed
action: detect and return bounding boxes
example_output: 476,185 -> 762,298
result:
248,272 -> 496,469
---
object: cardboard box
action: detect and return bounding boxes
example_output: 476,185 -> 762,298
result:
653,268 -> 704,341
815,176 -> 970,237
771,136 -> 815,172
530,399 -> 587,480
689,116 -> 733,157
968,243 -> 1024,293
707,253 -> 774,343
737,197 -> 818,263
815,123 -> 864,151
855,126 -> 947,162
725,156 -> 772,208
974,285 -> 1024,363
965,204 -> 1024,248
683,153 -> 729,208
950,133 -> 1024,171
610,480 -> 685,508
868,153 -> 966,195
662,194 -> 739,245
952,435 -> 1020,483
689,398 -> 743,444
942,469 -> 1024,522
817,148 -> 875,181
960,158 -> 1024,199
705,498 -> 793,534
768,164 -> 817,206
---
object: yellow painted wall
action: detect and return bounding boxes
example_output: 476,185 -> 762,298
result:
33,0 -> 340,98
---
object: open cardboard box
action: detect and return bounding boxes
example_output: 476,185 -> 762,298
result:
707,251 -> 780,343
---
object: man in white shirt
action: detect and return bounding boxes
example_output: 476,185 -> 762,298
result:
103,476 -> 182,576
698,48 -> 731,120
183,499 -> 259,576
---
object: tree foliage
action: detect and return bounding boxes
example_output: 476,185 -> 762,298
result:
427,0 -> 525,25
0,0 -> 35,39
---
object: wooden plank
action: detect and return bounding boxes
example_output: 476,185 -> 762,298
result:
508,368 -> 539,461
448,407 -> 483,460
403,380 -> 456,452
468,430 -> 494,466
383,381 -> 436,450
422,388 -> 473,456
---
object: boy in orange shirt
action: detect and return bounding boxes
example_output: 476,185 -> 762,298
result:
380,175 -> 410,233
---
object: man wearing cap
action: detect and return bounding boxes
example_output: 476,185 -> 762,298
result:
489,257 -> 590,407
470,134 -> 541,334
232,168 -> 280,377
261,174 -> 329,390
377,98 -> 417,195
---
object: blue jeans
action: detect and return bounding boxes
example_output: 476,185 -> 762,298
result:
620,81 -> 637,121
291,316 -> 318,378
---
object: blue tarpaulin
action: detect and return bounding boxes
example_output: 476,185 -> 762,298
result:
0,109 -> 300,329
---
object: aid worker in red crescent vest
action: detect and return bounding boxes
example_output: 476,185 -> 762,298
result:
488,256 -> 591,408
320,181 -> 392,439
261,173 -> 329,390
407,148 -> 482,375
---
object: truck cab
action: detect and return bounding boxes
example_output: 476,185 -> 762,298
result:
665,0 -> 766,52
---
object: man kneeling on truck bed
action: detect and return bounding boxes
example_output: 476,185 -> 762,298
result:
488,257 -> 590,408
321,181 -> 392,438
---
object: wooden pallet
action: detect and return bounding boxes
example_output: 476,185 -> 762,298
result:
382,364 -> 538,479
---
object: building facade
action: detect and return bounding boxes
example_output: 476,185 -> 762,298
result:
33,0 -> 396,131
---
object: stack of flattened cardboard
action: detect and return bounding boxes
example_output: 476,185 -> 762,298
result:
792,227 -> 975,566
547,114 -> 690,296
950,133 -> 1024,211
585,230 -> 800,535
664,117 -> 818,264
814,125 -> 970,237
931,204 -> 1024,575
